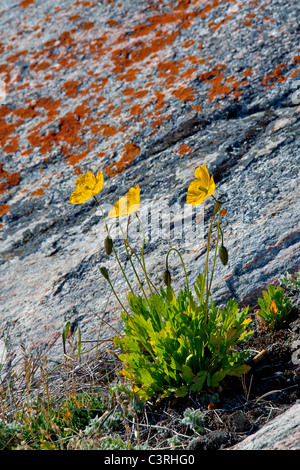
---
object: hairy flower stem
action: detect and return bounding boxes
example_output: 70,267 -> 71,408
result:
94,196 -> 134,295
131,213 -> 159,295
105,276 -> 130,316
203,213 -> 215,320
204,196 -> 223,321
207,209 -> 222,309
166,248 -> 189,292
119,223 -> 150,307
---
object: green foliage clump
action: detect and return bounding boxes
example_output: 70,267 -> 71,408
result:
114,274 -> 253,401
257,284 -> 292,330
0,421 -> 21,450
279,272 -> 300,290
7,393 -> 108,450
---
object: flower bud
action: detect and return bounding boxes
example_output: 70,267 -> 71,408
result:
99,266 -> 109,281
213,201 -> 222,215
104,236 -> 113,255
219,245 -> 228,266
163,269 -> 171,286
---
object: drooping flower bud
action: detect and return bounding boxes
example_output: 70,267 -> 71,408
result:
219,245 -> 228,266
213,201 -> 222,215
99,266 -> 109,281
163,269 -> 171,286
104,236 -> 113,255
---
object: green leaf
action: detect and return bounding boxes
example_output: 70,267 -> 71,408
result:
166,286 -> 176,304
208,369 -> 226,387
40,441 -> 56,450
194,273 -> 206,305
227,364 -> 251,377
62,320 -> 70,354
190,372 -> 207,392
174,385 -> 189,397
76,323 -> 81,356
181,365 -> 194,385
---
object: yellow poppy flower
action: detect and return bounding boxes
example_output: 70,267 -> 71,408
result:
186,164 -> 215,205
108,185 -> 140,218
69,170 -> 104,204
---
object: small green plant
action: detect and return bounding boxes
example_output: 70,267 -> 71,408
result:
256,284 -> 292,330
9,392 -> 109,450
0,421 -> 21,450
279,272 -> 300,308
100,435 -> 133,450
114,285 -> 252,400
182,408 -> 205,433
69,165 -> 254,401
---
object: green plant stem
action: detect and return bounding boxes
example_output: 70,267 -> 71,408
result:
94,198 -> 157,359
106,276 -> 130,316
93,196 -> 134,295
207,209 -> 221,308
119,223 -> 149,305
203,212 -> 215,320
166,248 -> 189,291
93,195 -> 108,232
125,214 -> 159,295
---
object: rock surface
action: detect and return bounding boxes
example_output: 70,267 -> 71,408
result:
0,0 -> 299,429
229,402 -> 300,450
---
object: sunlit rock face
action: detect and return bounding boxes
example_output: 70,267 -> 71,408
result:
0,0 -> 299,364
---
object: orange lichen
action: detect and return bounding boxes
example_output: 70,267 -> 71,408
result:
208,12 -> 236,31
0,105 -> 11,119
81,22 -> 95,30
242,68 -> 252,77
0,204 -> 10,217
261,64 -> 287,87
107,19 -> 118,27
130,104 -> 144,117
74,166 -> 82,175
0,163 -> 9,179
19,0 -> 34,9
99,123 -> 117,137
65,150 -> 88,166
4,136 -> 19,154
199,0 -> 221,19
178,144 -> 192,155
14,104 -> 38,119
30,61 -> 50,72
0,164 -> 20,194
290,68 -> 300,78
0,0 -> 295,190
62,80 -> 80,97
21,148 -> 33,156
0,119 -> 18,148
172,85 -> 194,102
182,39 -> 194,48
104,142 -> 140,177
69,14 -> 81,21
34,97 -> 61,119
31,188 -> 45,196
199,64 -> 248,102
192,105 -> 202,112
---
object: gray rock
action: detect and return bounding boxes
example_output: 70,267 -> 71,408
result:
229,402 -> 300,450
230,410 -> 248,433
188,430 -> 233,451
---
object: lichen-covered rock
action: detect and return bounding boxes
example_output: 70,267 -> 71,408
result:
0,0 -> 299,371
